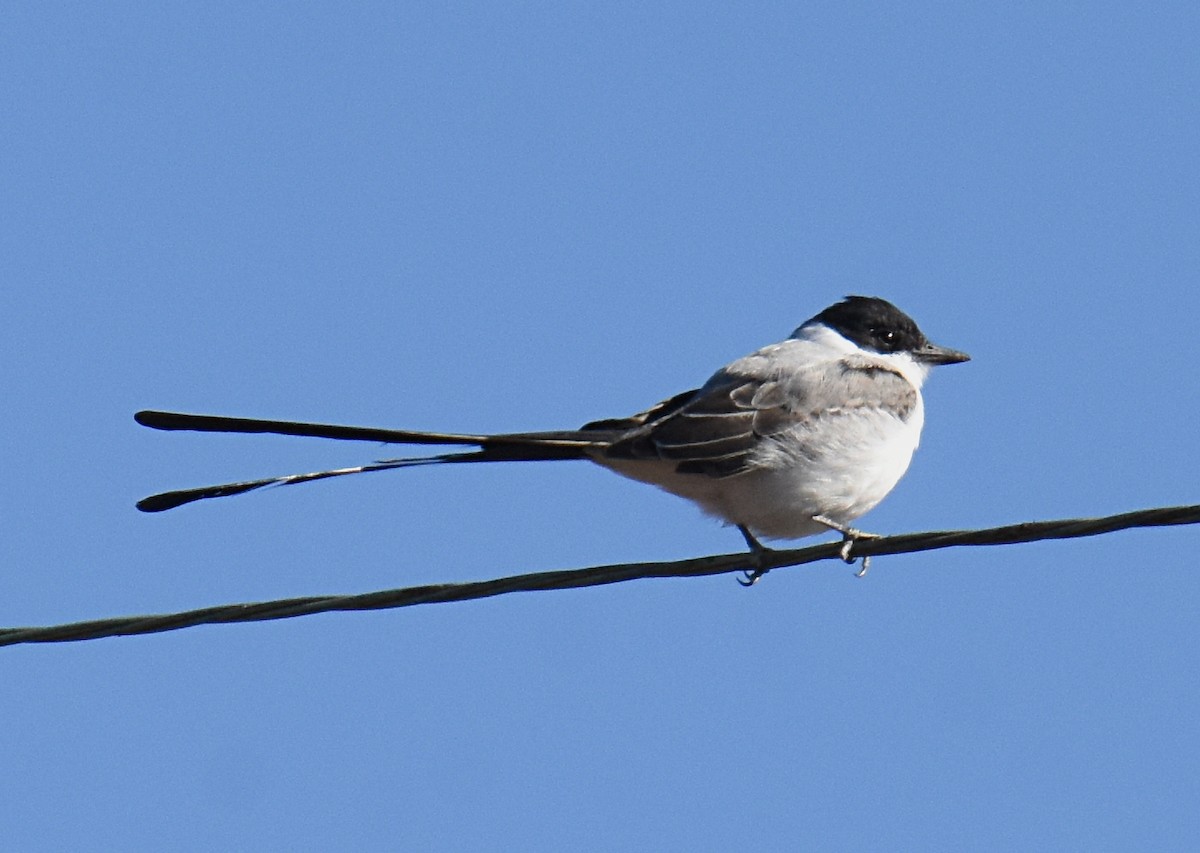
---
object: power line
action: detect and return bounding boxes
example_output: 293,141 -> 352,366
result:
2,503 -> 1197,648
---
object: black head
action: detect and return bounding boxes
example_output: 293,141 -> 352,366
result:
807,296 -> 970,365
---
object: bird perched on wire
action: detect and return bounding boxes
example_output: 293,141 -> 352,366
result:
136,295 -> 969,582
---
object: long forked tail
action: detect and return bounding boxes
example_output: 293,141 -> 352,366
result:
134,410 -> 608,513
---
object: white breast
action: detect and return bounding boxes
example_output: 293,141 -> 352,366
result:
591,327 -> 930,540
598,397 -> 922,540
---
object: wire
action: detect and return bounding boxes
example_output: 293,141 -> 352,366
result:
2,503 -> 1197,647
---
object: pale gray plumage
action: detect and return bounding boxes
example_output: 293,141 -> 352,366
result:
585,321 -> 942,539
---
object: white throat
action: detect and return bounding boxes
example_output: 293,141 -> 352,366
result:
791,322 -> 932,389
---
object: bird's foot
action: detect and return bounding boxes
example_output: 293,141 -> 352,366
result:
811,515 -> 881,578
736,525 -> 773,587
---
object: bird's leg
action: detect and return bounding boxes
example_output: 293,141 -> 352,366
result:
736,524 -> 772,587
811,514 -> 880,578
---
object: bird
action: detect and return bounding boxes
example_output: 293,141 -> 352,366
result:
136,296 -> 968,581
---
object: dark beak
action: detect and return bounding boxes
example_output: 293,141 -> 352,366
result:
914,341 -> 971,365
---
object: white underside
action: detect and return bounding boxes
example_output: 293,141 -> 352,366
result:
589,326 -> 930,540
593,404 -> 922,539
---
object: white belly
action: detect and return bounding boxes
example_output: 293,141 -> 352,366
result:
592,401 -> 924,540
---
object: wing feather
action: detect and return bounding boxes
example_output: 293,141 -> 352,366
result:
602,357 -> 917,478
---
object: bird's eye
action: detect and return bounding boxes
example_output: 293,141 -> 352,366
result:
870,328 -> 901,351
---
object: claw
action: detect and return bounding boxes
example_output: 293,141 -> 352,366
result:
736,524 -> 771,587
813,514 -> 879,578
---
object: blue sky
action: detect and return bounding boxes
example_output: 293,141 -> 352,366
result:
3,2 -> 1199,850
